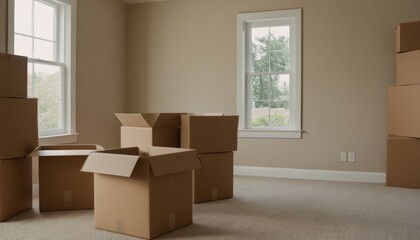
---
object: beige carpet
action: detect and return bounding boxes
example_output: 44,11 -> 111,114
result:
1,176 -> 420,240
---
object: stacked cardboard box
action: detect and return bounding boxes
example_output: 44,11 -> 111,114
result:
81,146 -> 202,239
31,144 -> 103,212
387,21 -> 420,188
0,53 -> 38,221
181,114 -> 239,203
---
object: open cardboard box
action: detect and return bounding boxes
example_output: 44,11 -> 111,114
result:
0,53 -> 28,98
181,114 -> 239,153
115,113 -> 182,150
0,157 -> 32,221
31,144 -> 103,212
81,146 -> 202,239
0,97 -> 38,159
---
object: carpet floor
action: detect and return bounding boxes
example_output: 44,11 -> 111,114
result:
1,176 -> 420,240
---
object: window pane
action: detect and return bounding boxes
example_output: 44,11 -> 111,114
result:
270,51 -> 289,72
34,1 -> 55,41
15,0 -> 33,35
34,39 -> 55,61
269,26 -> 290,51
14,34 -> 33,58
251,27 -> 269,51
251,101 -> 269,127
270,105 -> 289,127
251,75 -> 270,101
38,99 -> 63,133
33,63 -> 62,99
271,74 -> 290,102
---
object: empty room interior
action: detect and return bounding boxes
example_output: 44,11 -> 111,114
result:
1,0 -> 420,239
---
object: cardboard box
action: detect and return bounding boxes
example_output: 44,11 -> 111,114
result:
395,21 -> 420,53
81,146 -> 202,239
396,49 -> 420,86
32,144 -> 103,212
0,157 -> 32,221
0,53 -> 27,98
387,85 -> 420,138
194,152 -> 233,204
0,97 -> 38,159
387,137 -> 420,188
181,114 -> 239,153
115,113 -> 181,150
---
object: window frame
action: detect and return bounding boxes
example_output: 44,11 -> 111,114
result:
237,9 -> 302,139
8,0 -> 78,144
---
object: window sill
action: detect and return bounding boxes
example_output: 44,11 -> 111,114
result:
39,133 -> 79,145
238,129 -> 302,139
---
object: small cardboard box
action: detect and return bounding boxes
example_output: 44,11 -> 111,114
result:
194,152 -> 233,204
115,113 -> 181,150
396,49 -> 420,86
0,97 -> 38,159
387,137 -> 420,188
387,85 -> 420,138
81,146 -> 202,239
0,53 -> 28,98
0,157 -> 32,221
32,144 -> 103,212
395,21 -> 420,53
181,114 -> 239,153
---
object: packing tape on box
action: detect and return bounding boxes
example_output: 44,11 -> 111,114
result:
64,191 -> 72,209
169,213 -> 176,231
116,220 -> 125,234
211,188 -> 218,200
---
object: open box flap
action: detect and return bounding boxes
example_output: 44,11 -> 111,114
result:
115,113 -> 181,127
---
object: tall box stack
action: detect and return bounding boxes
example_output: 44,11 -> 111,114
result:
115,113 -> 182,150
181,114 -> 239,203
387,21 -> 420,188
0,53 -> 38,221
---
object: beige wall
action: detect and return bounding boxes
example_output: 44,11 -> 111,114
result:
127,0 -> 420,172
0,0 -> 6,53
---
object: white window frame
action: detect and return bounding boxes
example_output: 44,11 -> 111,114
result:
8,0 -> 78,144
237,9 -> 302,139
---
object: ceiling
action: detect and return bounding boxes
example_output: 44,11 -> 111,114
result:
123,0 -> 167,4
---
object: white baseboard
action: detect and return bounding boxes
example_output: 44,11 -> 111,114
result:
234,166 -> 386,183
33,183 -> 39,197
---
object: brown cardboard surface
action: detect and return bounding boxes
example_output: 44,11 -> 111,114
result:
81,146 -> 201,239
181,115 -> 239,153
115,113 -> 181,128
0,157 -> 32,221
36,144 -> 102,212
193,152 -> 233,204
387,85 -> 420,138
121,126 -> 180,150
395,21 -> 420,53
0,53 -> 28,98
387,137 -> 420,188
396,50 -> 420,86
0,97 -> 38,159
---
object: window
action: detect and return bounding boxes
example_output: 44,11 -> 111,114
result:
8,0 -> 77,141
237,9 -> 302,139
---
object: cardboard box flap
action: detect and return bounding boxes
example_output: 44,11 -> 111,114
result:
115,113 -> 181,127
147,147 -> 201,176
30,144 -> 103,157
81,151 -> 140,177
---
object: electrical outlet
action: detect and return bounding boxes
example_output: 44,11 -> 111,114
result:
348,152 -> 356,162
340,152 -> 347,162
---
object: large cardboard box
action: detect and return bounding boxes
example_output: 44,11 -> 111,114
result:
81,146 -> 202,239
396,49 -> 420,86
387,85 -> 420,138
0,53 -> 27,98
0,157 -> 32,221
115,113 -> 181,150
193,152 -> 233,204
0,97 -> 38,159
387,137 -> 420,188
32,144 -> 103,212
181,115 -> 239,153
395,21 -> 420,53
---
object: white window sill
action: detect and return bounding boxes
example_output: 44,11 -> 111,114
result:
238,129 -> 302,139
39,133 -> 79,145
